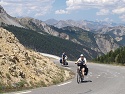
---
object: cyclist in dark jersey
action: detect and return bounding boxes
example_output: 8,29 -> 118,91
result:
62,52 -> 67,65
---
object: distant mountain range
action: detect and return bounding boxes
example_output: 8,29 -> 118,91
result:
44,19 -> 124,31
45,19 -> 125,46
0,5 -> 124,60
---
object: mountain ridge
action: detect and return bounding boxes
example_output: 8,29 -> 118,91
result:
0,5 -> 23,27
44,19 -> 123,31
0,5 -> 121,58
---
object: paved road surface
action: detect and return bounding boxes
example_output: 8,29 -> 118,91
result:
8,60 -> 125,94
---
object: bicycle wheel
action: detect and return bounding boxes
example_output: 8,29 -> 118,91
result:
77,73 -> 81,84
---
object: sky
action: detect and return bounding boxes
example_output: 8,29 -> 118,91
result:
0,0 -> 125,23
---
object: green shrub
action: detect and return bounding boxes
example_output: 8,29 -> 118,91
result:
16,80 -> 27,87
6,73 -> 11,80
40,81 -> 47,87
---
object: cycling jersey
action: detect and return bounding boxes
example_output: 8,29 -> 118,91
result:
77,57 -> 86,65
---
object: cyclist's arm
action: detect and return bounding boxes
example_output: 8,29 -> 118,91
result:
84,57 -> 87,65
75,61 -> 78,64
75,58 -> 80,64
75,60 -> 78,64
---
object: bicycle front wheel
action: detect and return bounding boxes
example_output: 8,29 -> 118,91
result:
77,73 -> 81,84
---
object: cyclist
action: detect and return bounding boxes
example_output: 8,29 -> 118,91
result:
75,54 -> 87,81
62,52 -> 67,65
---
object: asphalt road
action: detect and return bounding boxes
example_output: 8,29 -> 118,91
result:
8,60 -> 125,94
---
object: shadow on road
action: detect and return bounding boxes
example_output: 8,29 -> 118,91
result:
81,80 -> 92,83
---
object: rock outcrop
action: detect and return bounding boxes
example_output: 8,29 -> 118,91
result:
95,34 -> 120,54
0,5 -> 23,27
0,27 -> 72,90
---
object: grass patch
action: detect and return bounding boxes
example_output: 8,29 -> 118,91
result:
6,73 -> 11,80
0,63 -> 74,93
40,81 -> 47,87
16,80 -> 27,87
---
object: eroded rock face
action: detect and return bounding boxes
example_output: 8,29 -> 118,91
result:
0,28 -> 72,88
95,34 -> 119,54
0,5 -> 23,27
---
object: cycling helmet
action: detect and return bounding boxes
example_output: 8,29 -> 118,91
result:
80,54 -> 84,57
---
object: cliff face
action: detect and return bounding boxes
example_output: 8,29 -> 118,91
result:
0,5 -> 23,27
16,17 -> 70,40
0,28 -> 71,89
95,34 -> 120,54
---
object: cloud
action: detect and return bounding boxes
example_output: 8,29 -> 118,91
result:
0,0 -> 55,17
55,0 -> 119,15
56,0 -> 125,15
112,7 -> 125,14
66,0 -> 118,10
55,9 -> 69,14
119,14 -> 125,21
96,9 -> 109,15
54,0 -> 125,22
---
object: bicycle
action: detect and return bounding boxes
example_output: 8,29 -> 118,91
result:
77,68 -> 84,84
76,64 -> 88,84
60,58 -> 68,66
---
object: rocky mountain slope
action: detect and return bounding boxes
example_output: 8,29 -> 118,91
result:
17,17 -> 71,40
45,19 -> 125,46
0,5 -> 121,58
16,17 -> 60,37
0,27 -> 72,92
16,18 -> 120,55
60,26 -> 120,54
0,5 -> 22,27
94,34 -> 120,54
16,16 -> 120,55
3,25 -> 100,60
97,26 -> 125,45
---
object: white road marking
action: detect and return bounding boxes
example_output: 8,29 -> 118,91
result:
14,91 -> 31,94
57,81 -> 72,86
65,67 -> 71,70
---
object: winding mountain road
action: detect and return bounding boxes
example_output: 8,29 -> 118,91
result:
8,59 -> 125,94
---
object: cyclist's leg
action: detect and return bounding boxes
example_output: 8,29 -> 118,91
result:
81,66 -> 86,81
62,59 -> 64,65
79,66 -> 84,81
81,67 -> 85,76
